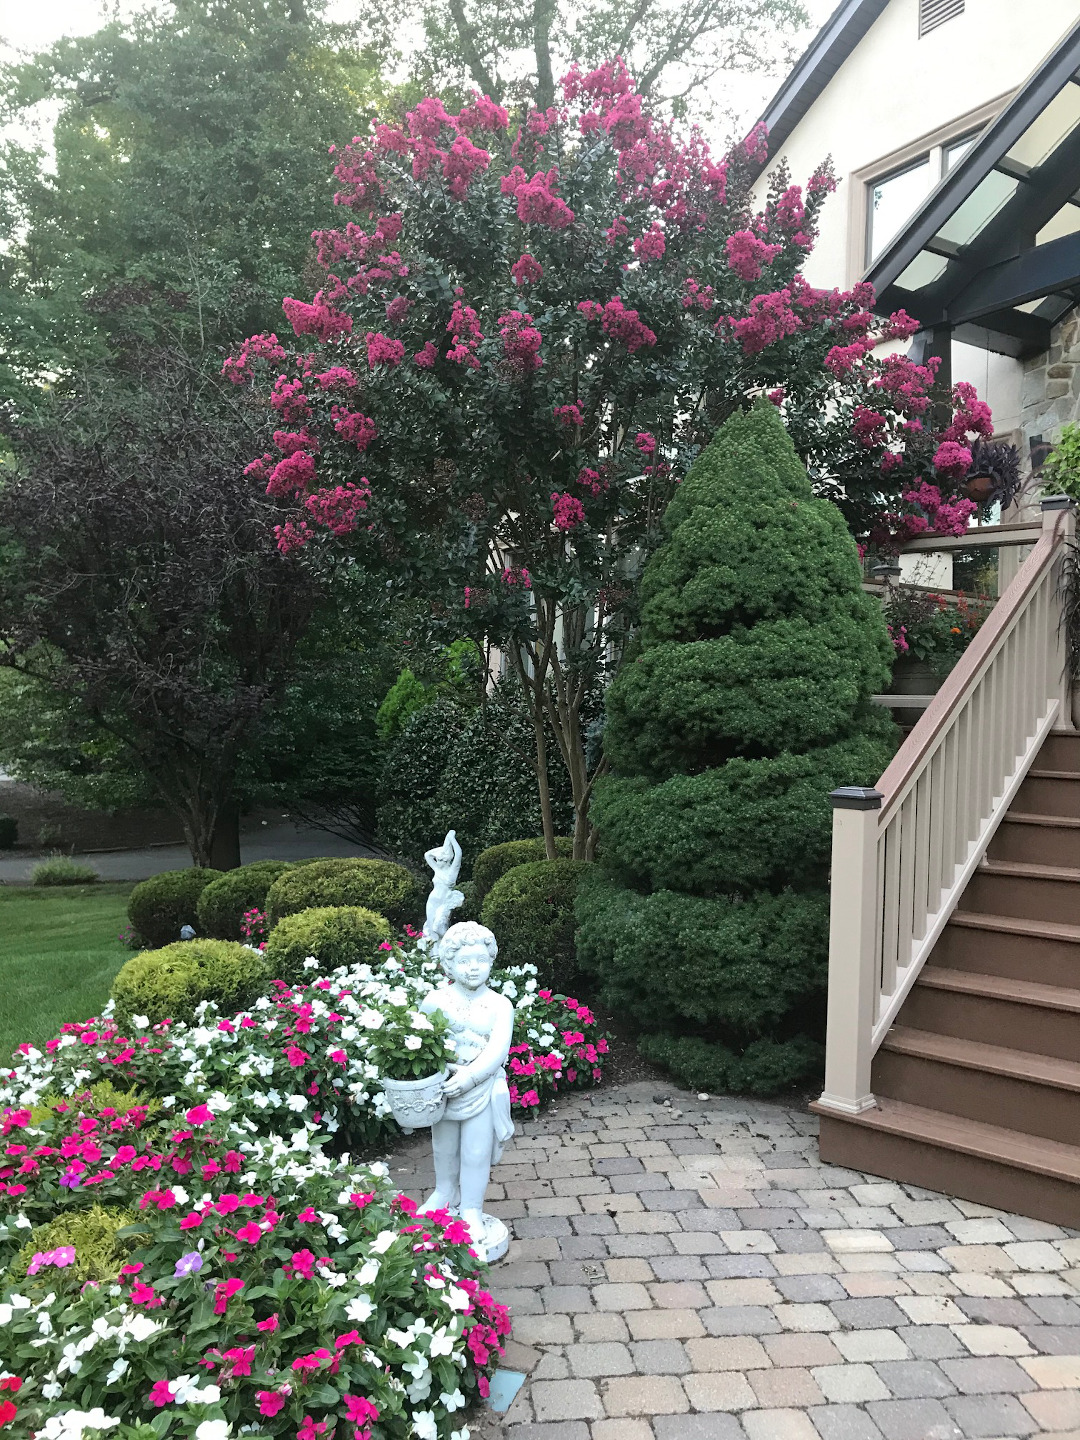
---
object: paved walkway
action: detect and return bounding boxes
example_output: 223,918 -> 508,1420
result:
0,820 -> 377,884
391,1082 -> 1080,1440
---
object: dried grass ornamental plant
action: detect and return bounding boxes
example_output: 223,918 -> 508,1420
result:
363,1005 -> 456,1081
224,57 -> 996,858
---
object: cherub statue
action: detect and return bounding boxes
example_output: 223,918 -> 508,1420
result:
419,921 -> 514,1261
421,829 -> 464,944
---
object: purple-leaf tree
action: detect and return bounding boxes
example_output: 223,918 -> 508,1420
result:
226,57 -> 993,857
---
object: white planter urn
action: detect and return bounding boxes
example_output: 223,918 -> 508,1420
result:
381,1069 -> 449,1131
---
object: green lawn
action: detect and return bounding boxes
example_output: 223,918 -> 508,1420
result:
0,883 -> 133,1060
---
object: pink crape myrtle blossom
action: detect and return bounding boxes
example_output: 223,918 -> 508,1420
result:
229,53 -> 997,837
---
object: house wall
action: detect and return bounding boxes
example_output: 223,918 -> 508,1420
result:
755,0 -> 1077,446
1020,305 -> 1080,461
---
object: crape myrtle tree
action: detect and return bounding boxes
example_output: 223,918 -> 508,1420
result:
225,57 -> 995,857
578,403 -> 897,1093
0,347 -> 322,869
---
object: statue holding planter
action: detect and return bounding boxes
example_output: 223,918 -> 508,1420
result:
419,922 -> 515,1262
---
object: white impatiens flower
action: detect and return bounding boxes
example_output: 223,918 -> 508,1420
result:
355,1258 -> 380,1286
440,1389 -> 466,1412
403,1035 -> 423,1051
131,1014 -> 151,1029
41,1409 -> 121,1438
358,1008 -> 385,1030
194,1422 -> 232,1440
429,1330 -> 456,1357
346,1293 -> 375,1322
303,957 -> 320,969
370,1230 -> 397,1255
123,1312 -> 166,1343
444,1284 -> 471,1311
412,1411 -> 438,1440
286,1094 -> 308,1112
410,1013 -> 435,1031
450,1428 -> 471,1440
105,1357 -> 129,1384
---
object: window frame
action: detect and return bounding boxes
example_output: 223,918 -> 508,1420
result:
847,97 -> 1010,284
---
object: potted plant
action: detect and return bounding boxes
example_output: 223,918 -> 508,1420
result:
882,588 -> 989,724
366,1002 -> 456,1130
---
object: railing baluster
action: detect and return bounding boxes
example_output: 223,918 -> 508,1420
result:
819,500 -> 1075,1115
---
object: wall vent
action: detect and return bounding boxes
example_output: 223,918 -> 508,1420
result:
919,0 -> 964,35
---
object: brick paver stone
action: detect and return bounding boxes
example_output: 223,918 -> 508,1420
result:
388,1081 -> 1079,1440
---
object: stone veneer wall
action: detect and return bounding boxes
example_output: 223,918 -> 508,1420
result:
1020,304 -> 1080,460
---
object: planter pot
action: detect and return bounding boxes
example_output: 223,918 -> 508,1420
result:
381,1069 -> 448,1130
963,472 -> 996,503
888,656 -> 941,728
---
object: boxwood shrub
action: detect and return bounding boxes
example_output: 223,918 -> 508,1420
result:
196,860 -> 293,940
264,857 -> 421,929
264,905 -> 391,985
111,938 -> 269,1027
472,837 -> 574,906
126,867 -> 223,949
481,858 -> 590,994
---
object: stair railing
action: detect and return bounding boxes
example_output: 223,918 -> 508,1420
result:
818,497 -> 1076,1117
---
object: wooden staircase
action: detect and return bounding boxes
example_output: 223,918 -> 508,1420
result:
817,731 -> 1080,1226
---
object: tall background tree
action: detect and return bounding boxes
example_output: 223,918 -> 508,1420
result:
371,0 -> 807,116
0,347 -> 326,868
0,0 -> 387,399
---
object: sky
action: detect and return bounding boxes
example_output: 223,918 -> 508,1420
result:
1,0 -> 841,134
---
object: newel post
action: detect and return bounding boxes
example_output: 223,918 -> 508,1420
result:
1043,495 -> 1077,731
818,786 -> 883,1115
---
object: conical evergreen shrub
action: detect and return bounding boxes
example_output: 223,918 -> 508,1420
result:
578,402 -> 897,1094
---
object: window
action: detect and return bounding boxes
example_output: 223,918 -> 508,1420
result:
864,129 -> 980,264
919,0 -> 964,37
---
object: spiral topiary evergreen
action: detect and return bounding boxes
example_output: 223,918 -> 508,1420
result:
578,402 -> 896,1094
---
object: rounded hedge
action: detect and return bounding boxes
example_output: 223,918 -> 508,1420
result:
481,858 -> 590,993
575,869 -> 829,1041
264,857 -> 421,929
591,718 -> 895,897
637,1033 -> 824,1096
264,905 -> 392,985
126,867 -> 223,949
111,938 -> 269,1027
196,860 -> 293,940
472,837 -> 574,905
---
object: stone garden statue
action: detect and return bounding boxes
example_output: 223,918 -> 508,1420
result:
419,920 -> 515,1262
421,829 -> 464,944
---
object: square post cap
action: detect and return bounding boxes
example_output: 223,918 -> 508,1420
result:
1041,495 -> 1074,511
829,787 -> 884,810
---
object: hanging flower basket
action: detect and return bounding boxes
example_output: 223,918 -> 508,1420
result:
381,1069 -> 449,1130
962,471 -> 996,503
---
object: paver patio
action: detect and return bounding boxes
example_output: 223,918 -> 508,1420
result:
389,1081 -> 1080,1440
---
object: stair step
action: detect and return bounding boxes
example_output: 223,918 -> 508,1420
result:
961,860 -> 1080,924
882,1026 -> 1080,1091
1027,768 -> 1080,781
990,814 -> 1080,867
948,910 -> 1080,944
917,966 -> 1080,1012
1016,770 -> 1080,817
814,1097 -> 1080,1226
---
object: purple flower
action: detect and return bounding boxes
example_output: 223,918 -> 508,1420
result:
174,1250 -> 203,1277
59,1168 -> 82,1190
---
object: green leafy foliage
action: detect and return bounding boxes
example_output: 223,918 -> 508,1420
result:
482,859 -> 590,994
196,861 -> 293,941
472,837 -> 575,905
30,856 -> 99,887
1041,422 -> 1080,500
376,639 -> 484,739
111,938 -> 270,1027
362,1002 -> 456,1081
582,405 -> 897,1093
263,905 -> 392,985
126,868 -> 223,949
264,858 -> 421,930
376,684 -> 572,870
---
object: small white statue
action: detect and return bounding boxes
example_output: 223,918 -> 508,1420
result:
420,921 -> 515,1262
421,830 -> 464,944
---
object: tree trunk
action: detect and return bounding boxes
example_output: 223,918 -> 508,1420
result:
531,706 -> 558,859
209,799 -> 242,870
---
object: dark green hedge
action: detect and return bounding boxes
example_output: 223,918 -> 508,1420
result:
482,858 -> 590,994
196,861 -> 293,940
127,868 -> 222,949
637,1033 -> 824,1096
591,718 -> 895,896
472,837 -> 574,906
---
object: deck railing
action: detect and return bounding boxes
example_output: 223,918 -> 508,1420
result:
818,497 -> 1076,1116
